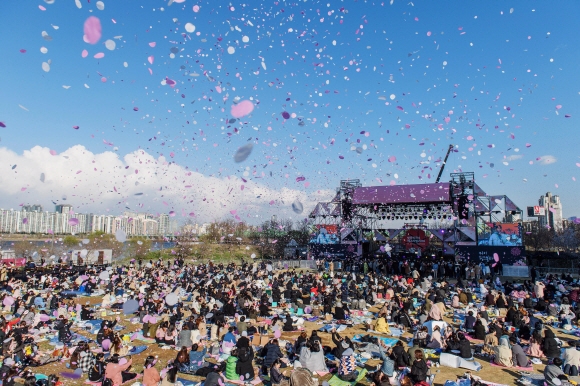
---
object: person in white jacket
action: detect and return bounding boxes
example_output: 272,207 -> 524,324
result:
534,281 -> 546,299
563,341 -> 580,376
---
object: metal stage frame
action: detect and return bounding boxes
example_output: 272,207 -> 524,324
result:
308,171 -> 523,257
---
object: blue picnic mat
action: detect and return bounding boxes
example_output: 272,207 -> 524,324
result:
352,334 -> 399,347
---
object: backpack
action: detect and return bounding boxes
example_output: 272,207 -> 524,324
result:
238,347 -> 252,362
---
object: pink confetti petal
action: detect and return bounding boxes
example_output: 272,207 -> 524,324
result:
19,49 -> 26,53
149,42 -> 156,47
0,122 -> 6,128
83,16 -> 102,45
94,52 -> 105,59
73,125 -> 79,129
231,100 -> 254,118
388,156 -> 396,162
81,49 -> 88,58
148,56 -> 154,64
49,149 -> 57,155
39,5 -> 46,11
193,5 -> 200,12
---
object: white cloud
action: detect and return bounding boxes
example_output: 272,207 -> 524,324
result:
538,155 -> 557,165
0,145 -> 332,223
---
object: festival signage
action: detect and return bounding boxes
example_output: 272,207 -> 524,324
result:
309,244 -> 357,259
402,229 -> 429,251
455,245 -> 526,265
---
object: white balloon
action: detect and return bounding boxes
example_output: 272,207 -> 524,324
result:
115,229 -> 127,243
166,293 -> 179,306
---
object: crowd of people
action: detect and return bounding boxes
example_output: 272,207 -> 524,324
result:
0,257 -> 577,386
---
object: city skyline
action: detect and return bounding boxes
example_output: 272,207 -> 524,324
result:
0,206 -> 180,236
0,1 -> 579,223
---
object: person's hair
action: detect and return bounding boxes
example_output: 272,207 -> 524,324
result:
396,341 -> 404,347
165,364 -> 179,383
112,335 -> 122,352
553,357 -> 563,366
191,343 -> 199,351
230,348 -> 238,357
509,336 -> 517,344
458,333 -> 465,340
109,354 -> 120,364
228,326 -> 235,333
176,347 -> 188,363
300,332 -> 307,339
240,316 -> 245,322
144,355 -> 156,368
414,350 -> 424,360
23,375 -> 37,386
468,311 -> 473,316
310,330 -> 318,338
182,324 -> 189,331
270,359 -> 281,369
96,353 -> 105,361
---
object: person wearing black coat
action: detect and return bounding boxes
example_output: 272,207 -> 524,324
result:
523,296 -> 534,309
333,303 -> 348,321
543,328 -> 561,358
457,333 -> 472,359
282,314 -> 295,332
261,339 -> 284,374
485,293 -> 495,307
473,320 -> 486,340
54,317 -> 73,343
223,300 -> 236,317
235,346 -> 254,381
410,350 -> 429,384
390,341 -> 410,368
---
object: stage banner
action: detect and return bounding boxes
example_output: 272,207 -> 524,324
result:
309,244 -> 357,259
402,229 -> 430,251
455,245 -> 526,265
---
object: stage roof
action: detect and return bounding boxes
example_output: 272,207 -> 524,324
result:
352,182 -> 451,205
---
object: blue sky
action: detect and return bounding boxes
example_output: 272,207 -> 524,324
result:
0,0 -> 579,222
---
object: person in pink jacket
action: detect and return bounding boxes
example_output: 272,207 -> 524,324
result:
105,355 -> 138,385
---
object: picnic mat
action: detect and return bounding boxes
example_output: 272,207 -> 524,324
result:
351,334 -> 399,347
327,369 -> 368,386
518,373 -> 576,386
104,345 -> 148,358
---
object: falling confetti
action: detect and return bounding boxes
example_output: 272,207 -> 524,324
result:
234,143 -> 253,163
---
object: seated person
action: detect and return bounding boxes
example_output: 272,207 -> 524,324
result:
545,358 -> 568,386
510,336 -> 530,368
